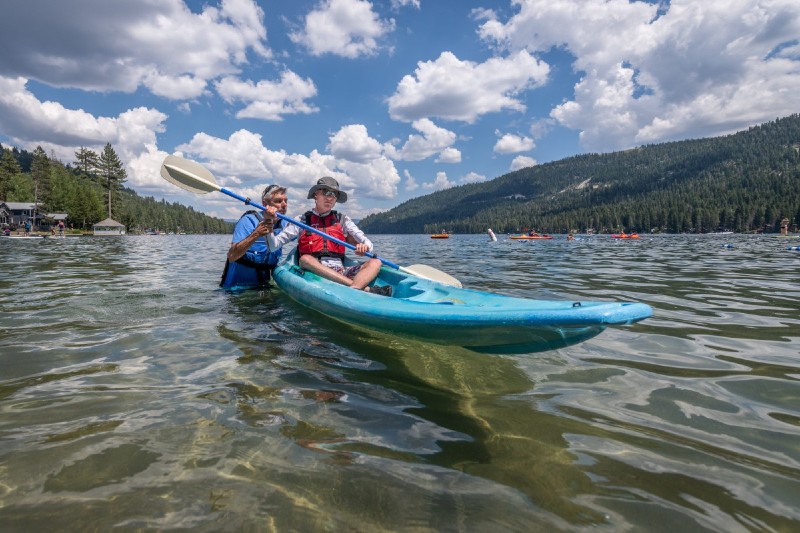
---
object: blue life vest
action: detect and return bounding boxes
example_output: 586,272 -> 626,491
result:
220,211 -> 284,290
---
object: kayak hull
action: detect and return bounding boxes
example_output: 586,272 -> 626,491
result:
272,253 -> 652,354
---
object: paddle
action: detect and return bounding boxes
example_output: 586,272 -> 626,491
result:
159,155 -> 463,287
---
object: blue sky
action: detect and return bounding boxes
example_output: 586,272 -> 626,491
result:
1,0 -> 799,221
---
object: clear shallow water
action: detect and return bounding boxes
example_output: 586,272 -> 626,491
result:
1,233 -> 798,531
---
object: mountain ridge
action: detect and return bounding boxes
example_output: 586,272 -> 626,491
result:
359,114 -> 800,234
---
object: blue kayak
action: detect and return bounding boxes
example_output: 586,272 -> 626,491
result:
272,252 -> 653,354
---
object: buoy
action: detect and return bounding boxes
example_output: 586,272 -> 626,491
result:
488,228 -> 497,242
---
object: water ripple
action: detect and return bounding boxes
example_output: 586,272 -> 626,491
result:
1,234 -> 799,531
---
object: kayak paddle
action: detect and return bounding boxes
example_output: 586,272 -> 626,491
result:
159,155 -> 463,287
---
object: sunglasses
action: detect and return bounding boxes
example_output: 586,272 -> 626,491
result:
321,189 -> 339,199
262,184 -> 282,197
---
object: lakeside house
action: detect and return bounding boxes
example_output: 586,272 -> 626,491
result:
0,202 -> 68,229
1,201 -> 38,226
93,218 -> 126,236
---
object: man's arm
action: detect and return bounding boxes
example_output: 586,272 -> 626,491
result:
227,216 -> 273,262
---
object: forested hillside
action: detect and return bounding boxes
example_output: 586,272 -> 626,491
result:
360,114 -> 800,234
0,144 -> 231,234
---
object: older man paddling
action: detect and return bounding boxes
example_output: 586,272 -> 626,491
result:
264,176 -> 391,297
220,184 -> 288,289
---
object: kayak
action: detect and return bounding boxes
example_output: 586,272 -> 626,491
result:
430,234 -> 450,239
509,235 -> 553,240
272,251 -> 653,354
611,233 -> 640,239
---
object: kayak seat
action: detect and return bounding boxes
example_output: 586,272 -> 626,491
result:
391,279 -> 424,299
401,285 -> 464,304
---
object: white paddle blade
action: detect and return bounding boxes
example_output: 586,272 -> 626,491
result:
160,155 -> 221,194
401,264 -> 462,288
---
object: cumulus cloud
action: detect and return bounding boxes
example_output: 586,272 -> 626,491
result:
289,0 -> 395,58
479,0 -> 800,151
328,124 -> 386,163
0,0 -> 270,99
387,50 -> 550,123
324,124 -> 402,199
177,124 -> 401,211
403,169 -> 419,191
494,132 -> 535,154
436,147 -> 461,164
0,73 -> 399,218
386,118 -> 459,162
511,155 -> 537,171
215,71 -> 319,120
0,76 -> 168,175
460,172 -> 486,184
423,171 -> 456,190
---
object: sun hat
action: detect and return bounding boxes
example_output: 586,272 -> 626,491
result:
307,176 -> 347,203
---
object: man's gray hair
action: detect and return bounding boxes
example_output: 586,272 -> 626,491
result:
262,184 -> 287,202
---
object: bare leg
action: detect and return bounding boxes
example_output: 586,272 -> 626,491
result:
299,255 -> 354,286
348,258 -> 382,290
298,255 -> 382,291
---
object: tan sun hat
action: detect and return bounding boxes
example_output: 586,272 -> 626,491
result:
307,176 -> 347,203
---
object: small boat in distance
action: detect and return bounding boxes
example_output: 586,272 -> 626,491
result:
611,233 -> 640,239
509,234 -> 553,240
430,231 -> 450,239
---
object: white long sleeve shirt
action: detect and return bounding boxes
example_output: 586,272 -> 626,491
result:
266,210 -> 373,264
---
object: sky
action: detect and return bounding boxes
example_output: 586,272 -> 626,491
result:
0,0 -> 799,221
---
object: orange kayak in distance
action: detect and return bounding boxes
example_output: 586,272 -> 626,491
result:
509,234 -> 553,240
611,233 -> 640,239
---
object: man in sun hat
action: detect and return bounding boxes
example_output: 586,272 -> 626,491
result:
220,183 -> 289,290
264,176 -> 391,296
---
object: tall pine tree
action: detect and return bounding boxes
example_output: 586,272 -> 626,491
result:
0,148 -> 22,201
97,143 -> 126,219
30,146 -> 50,222
73,146 -> 99,178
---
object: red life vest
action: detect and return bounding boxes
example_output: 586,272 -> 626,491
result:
297,210 -> 346,259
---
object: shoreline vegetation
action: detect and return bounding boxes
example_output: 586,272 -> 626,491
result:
0,143 -> 231,235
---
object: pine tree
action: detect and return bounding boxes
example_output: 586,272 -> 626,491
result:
30,146 -> 50,223
0,148 -> 22,201
70,181 -> 105,229
73,146 -> 99,178
7,174 -> 34,202
97,143 -> 127,219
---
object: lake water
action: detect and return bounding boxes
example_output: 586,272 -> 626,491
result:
1,233 -> 799,532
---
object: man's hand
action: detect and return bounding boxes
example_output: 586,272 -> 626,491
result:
253,216 -> 273,236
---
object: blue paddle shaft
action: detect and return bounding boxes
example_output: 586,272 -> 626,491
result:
220,187 -> 401,270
